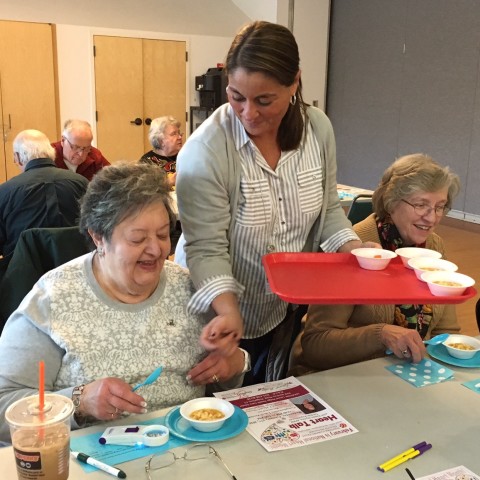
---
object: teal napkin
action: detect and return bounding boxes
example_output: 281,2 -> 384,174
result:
462,378 -> 480,394
386,358 -> 454,387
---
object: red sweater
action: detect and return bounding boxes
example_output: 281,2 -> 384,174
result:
51,141 -> 110,181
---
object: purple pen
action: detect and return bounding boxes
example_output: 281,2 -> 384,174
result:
412,441 -> 427,450
417,443 -> 432,456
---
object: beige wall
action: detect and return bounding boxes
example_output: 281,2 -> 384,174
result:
0,0 -> 330,140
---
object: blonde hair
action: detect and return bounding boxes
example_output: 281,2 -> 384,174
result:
372,153 -> 461,220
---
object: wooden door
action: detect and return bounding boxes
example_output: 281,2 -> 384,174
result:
0,21 -> 58,182
143,39 -> 186,147
94,36 -> 145,162
94,35 -> 186,163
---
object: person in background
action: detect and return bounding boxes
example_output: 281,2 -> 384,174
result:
0,163 -> 249,443
0,129 -> 87,259
289,154 -> 462,375
175,21 -> 376,385
52,119 -> 110,181
139,116 -> 183,188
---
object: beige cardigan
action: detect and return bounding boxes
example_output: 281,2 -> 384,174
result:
289,214 -> 460,375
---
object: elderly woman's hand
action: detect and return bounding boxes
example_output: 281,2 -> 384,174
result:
77,378 -> 148,421
380,324 -> 426,363
187,349 -> 245,385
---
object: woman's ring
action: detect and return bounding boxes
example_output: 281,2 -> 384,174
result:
212,374 -> 219,383
111,412 -> 115,419
401,349 -> 409,357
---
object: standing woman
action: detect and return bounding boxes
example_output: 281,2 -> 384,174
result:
176,21 -> 373,384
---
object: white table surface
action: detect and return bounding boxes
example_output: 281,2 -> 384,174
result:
1,355 -> 479,479
337,183 -> 374,207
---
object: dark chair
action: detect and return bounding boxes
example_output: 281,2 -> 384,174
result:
476,298 -> 480,332
347,194 -> 373,225
0,226 -> 91,332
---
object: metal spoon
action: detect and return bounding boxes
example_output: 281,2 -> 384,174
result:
132,366 -> 163,392
386,333 -> 450,355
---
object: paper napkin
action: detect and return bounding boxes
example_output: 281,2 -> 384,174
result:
385,358 -> 454,387
462,378 -> 480,394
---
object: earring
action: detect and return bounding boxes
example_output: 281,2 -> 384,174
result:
290,94 -> 297,106
97,246 -> 104,257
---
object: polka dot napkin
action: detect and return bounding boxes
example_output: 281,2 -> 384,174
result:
385,358 -> 454,387
462,378 -> 480,394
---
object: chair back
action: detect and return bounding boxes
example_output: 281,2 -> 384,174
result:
347,194 -> 373,225
0,227 -> 91,333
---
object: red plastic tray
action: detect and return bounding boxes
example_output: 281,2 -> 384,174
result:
262,252 -> 477,305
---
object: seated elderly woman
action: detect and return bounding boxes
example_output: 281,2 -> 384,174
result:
0,163 -> 248,443
139,116 -> 183,188
290,154 -> 462,374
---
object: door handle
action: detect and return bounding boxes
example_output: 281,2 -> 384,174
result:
145,117 -> 152,126
130,117 -> 143,126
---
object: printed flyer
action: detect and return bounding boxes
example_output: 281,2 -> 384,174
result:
214,376 -> 357,452
417,466 -> 479,480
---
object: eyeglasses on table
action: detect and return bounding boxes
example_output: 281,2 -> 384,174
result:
145,443 -> 237,479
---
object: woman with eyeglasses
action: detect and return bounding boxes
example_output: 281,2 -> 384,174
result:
139,116 -> 183,188
290,154 -> 462,374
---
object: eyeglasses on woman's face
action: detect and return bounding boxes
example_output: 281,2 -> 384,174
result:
401,199 -> 448,217
145,443 -> 236,479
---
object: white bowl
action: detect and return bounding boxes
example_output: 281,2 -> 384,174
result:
443,334 -> 480,360
396,247 -> 442,268
408,257 -> 458,281
179,397 -> 234,432
351,248 -> 397,271
421,271 -> 475,297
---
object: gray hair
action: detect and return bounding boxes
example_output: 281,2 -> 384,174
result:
13,129 -> 55,166
148,116 -> 180,150
62,119 -> 92,137
79,162 -> 175,246
373,153 -> 461,220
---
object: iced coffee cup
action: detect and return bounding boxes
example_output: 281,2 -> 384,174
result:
5,393 -> 74,480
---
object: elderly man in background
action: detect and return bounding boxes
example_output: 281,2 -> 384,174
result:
52,119 -> 110,181
0,129 -> 88,258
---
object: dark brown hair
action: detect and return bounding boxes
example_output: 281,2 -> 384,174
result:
225,21 -> 306,150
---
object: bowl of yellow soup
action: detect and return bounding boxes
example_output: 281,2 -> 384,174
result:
408,257 -> 458,281
421,271 -> 475,297
180,397 -> 234,432
443,334 -> 480,360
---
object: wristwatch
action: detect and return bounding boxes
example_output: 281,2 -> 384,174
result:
238,348 -> 251,374
72,384 -> 85,415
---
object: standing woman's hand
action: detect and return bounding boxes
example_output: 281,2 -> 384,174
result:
338,239 -> 381,252
201,292 -> 244,356
200,311 -> 243,357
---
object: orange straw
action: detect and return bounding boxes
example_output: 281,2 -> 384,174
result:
39,360 -> 45,411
